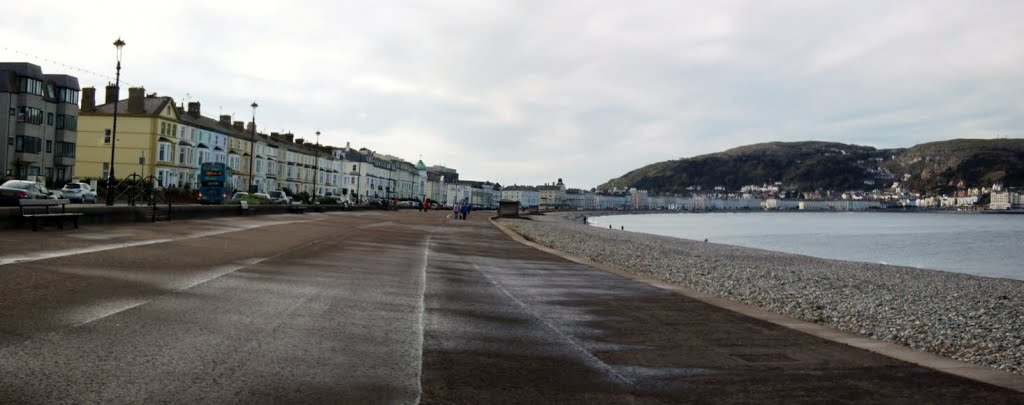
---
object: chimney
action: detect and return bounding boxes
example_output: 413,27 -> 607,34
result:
187,102 -> 201,117
219,115 -> 231,126
295,138 -> 305,145
345,141 -> 350,152
127,87 -> 145,114
270,132 -> 280,140
81,87 -> 96,111
283,133 -> 294,143
104,84 -> 119,104
233,121 -> 245,131
246,122 -> 256,133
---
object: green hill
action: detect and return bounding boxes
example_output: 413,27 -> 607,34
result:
888,139 -> 1024,194
599,139 -> 1024,195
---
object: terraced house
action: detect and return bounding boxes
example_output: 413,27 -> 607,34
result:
0,62 -> 80,186
75,87 -> 328,195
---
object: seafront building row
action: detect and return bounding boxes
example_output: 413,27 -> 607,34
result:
2,63 -> 464,203
4,62 -> 1021,210
73,84 -> 438,202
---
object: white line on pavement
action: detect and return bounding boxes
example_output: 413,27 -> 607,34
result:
0,219 -> 308,267
413,234 -> 431,405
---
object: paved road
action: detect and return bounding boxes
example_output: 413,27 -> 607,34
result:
0,211 -> 1020,403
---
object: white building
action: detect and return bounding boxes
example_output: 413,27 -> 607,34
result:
502,185 -> 539,208
989,191 -> 1021,210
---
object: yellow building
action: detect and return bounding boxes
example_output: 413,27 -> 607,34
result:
76,86 -> 179,184
77,86 -> 263,191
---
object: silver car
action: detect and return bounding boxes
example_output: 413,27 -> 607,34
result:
61,183 -> 98,203
266,190 -> 291,205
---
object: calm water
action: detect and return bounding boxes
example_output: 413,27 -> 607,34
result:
590,212 -> 1024,280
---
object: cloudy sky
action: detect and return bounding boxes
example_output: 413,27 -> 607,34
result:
3,1 -> 1022,188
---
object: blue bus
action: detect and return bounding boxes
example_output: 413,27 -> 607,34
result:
197,162 -> 230,204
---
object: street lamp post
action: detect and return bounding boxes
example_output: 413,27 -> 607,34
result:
247,102 -> 257,193
105,37 -> 126,206
312,130 -> 320,204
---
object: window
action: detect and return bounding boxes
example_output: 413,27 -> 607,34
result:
55,142 -> 75,157
17,136 -> 42,153
45,168 -> 53,181
47,113 -> 54,126
102,162 -> 110,180
104,129 -> 111,144
56,87 -> 79,104
155,169 -> 173,187
17,107 -> 43,124
46,140 -> 52,153
17,77 -> 45,96
55,115 -> 77,131
179,147 -> 186,164
161,122 -> 167,135
158,142 -> 172,162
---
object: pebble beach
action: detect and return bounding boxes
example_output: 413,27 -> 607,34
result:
500,212 -> 1024,375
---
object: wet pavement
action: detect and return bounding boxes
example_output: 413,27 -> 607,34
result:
0,210 -> 1020,403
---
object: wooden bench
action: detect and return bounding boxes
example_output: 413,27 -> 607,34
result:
19,199 -> 83,231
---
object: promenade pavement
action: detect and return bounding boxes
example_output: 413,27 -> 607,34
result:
0,210 -> 1020,403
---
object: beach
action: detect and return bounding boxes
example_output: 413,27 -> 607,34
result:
499,212 -> 1024,375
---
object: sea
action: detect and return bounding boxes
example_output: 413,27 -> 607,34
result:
589,212 -> 1024,281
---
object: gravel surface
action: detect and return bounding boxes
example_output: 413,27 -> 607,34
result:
501,212 -> 1024,375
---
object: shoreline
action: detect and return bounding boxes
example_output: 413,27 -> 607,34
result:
499,211 -> 1024,377
581,209 -> 1023,282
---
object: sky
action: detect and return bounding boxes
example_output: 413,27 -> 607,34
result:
3,0 -> 1022,189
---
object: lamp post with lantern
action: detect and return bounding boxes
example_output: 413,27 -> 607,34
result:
105,37 -> 126,206
312,130 -> 320,204
247,102 -> 258,193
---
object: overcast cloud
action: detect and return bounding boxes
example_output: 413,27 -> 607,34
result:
3,0 -> 1022,188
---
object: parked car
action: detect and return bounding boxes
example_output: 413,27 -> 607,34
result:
324,196 -> 351,207
61,182 -> 98,203
251,192 -> 272,204
267,190 -> 291,205
0,180 -> 56,206
229,192 -> 249,202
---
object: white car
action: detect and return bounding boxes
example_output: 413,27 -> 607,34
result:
61,183 -> 97,203
252,192 -> 272,203
267,190 -> 291,205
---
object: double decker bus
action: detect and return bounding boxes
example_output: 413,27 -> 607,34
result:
197,162 -> 231,204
